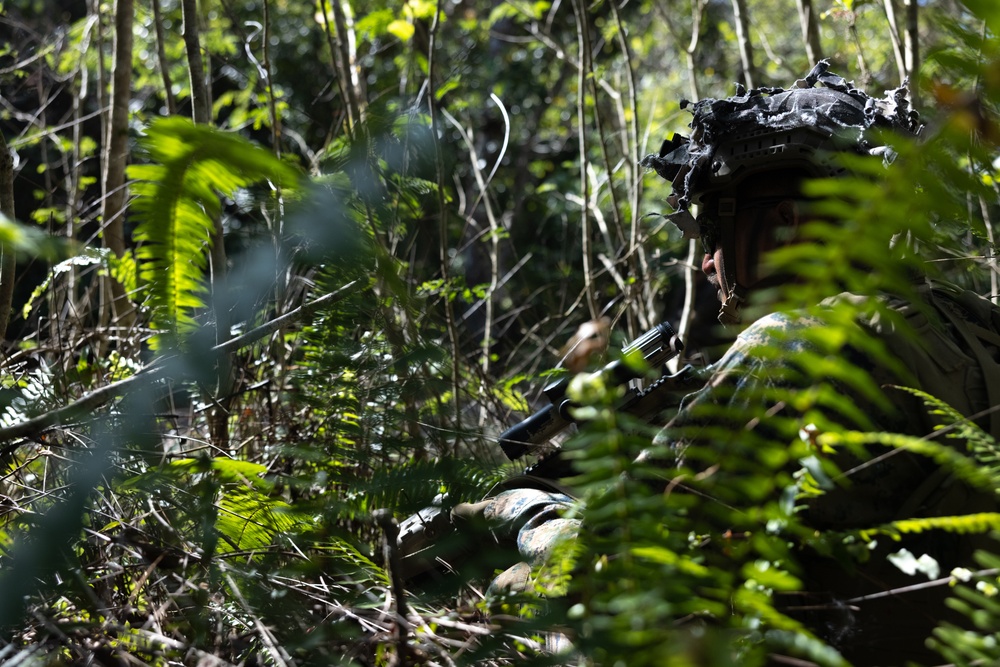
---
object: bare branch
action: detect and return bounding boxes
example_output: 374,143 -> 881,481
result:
0,131 -> 15,342
0,281 -> 361,444
797,0 -> 824,67
730,0 -> 755,89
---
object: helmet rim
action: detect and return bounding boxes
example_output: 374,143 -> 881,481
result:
641,61 -> 922,210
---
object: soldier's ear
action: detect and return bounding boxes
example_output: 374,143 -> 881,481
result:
776,199 -> 798,226
773,200 -> 800,245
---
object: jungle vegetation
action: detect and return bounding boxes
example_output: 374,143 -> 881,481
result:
0,0 -> 999,665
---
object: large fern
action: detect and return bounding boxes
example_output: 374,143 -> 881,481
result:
127,117 -> 299,343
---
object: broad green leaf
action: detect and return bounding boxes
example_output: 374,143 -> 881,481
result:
386,19 -> 414,42
960,0 -> 1000,35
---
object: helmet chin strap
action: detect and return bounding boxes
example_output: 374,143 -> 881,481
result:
718,279 -> 748,325
714,197 -> 747,326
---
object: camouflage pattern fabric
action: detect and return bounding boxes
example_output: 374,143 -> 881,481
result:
655,285 -> 997,526
455,282 -> 999,661
647,287 -> 998,664
451,487 -> 578,593
653,305 -> 932,528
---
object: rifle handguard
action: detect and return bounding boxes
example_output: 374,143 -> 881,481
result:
498,321 -> 683,460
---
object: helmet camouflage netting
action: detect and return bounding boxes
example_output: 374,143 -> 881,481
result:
641,60 -> 923,213
641,61 -> 923,326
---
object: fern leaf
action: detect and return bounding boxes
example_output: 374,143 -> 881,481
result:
217,490 -> 301,553
127,117 -> 300,345
889,386 -> 1000,483
817,430 -> 997,492
880,513 -> 1000,537
891,386 -> 991,443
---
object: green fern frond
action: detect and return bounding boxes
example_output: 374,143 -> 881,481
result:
127,116 -> 300,345
217,490 -> 301,553
889,386 -> 1000,482
315,539 -> 390,587
816,430 -> 997,492
875,513 -> 1000,538
891,386 -> 991,442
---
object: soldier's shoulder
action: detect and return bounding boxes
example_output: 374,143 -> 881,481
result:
729,310 -> 824,355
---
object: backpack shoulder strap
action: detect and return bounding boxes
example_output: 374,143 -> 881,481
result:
925,281 -> 1000,438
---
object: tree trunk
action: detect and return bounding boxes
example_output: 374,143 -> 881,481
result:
182,0 -> 232,450
730,0 -> 755,89
182,0 -> 211,125
903,0 -> 919,80
0,132 -> 15,344
883,0 -> 907,85
152,0 -> 177,115
796,0 -> 823,67
102,0 -> 136,330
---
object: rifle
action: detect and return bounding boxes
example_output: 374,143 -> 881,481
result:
498,321 -> 689,477
396,321 -> 693,581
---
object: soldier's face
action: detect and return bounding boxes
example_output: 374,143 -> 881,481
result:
700,193 -> 799,303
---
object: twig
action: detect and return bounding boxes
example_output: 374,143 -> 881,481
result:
844,567 -> 1000,604
108,625 -> 242,666
569,0 -> 599,321
0,281 -> 361,444
426,0 -> 464,447
222,569 -> 295,667
373,508 -> 410,665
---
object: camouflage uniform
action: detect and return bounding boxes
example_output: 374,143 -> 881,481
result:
454,280 -> 999,664
424,64 -> 1000,664
451,487 -> 579,593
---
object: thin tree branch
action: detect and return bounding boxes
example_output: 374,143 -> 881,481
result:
0,130 -> 15,342
570,0 -> 599,321
655,0 -> 706,369
329,0 -> 363,129
427,0 -> 463,442
152,0 -> 177,115
262,0 -> 281,156
317,0 -> 354,135
730,0 -> 755,89
903,0 -> 919,83
882,0 -> 907,85
610,0 -> 650,336
978,194 -> 999,304
0,281 -> 361,445
796,0 -> 824,68
102,0 -> 136,329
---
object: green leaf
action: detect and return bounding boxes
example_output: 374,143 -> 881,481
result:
632,545 -> 711,577
354,9 -> 394,39
960,0 -> 1000,35
888,514 -> 1000,536
128,116 -> 300,347
386,19 -> 414,42
216,490 -> 301,553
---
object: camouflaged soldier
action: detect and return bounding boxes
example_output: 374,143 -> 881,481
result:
638,61 -> 1000,663
402,61 -> 1000,664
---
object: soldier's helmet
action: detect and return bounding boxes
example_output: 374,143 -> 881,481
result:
641,60 -> 922,324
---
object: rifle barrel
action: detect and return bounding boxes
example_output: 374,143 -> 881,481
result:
498,321 -> 684,460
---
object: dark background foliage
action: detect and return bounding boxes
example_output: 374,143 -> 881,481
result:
0,0 -> 998,665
